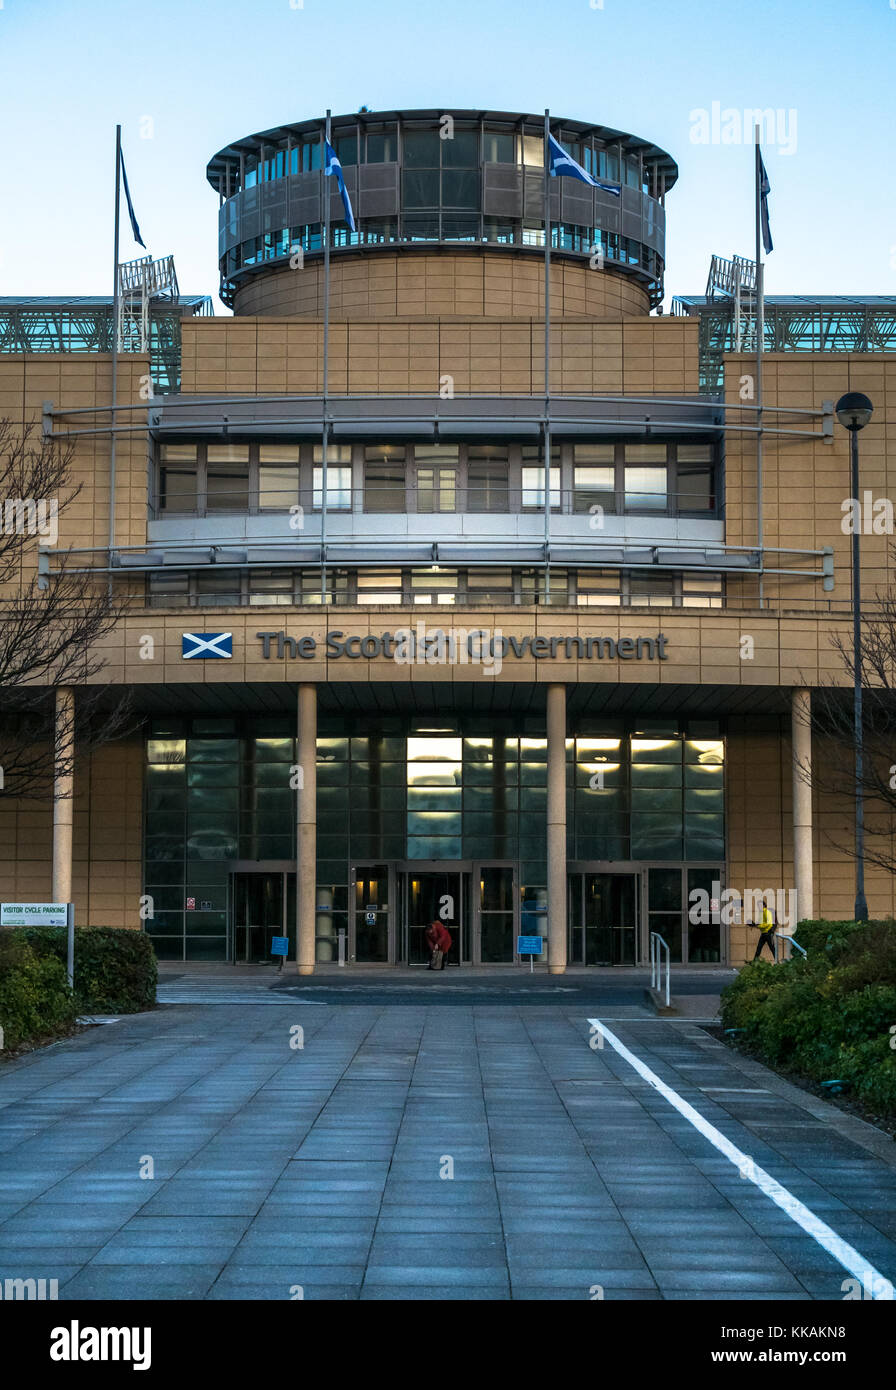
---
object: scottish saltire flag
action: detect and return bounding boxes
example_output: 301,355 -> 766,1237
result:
757,146 -> 773,255
547,133 -> 620,196
324,140 -> 356,231
182,632 -> 233,660
119,150 -> 146,249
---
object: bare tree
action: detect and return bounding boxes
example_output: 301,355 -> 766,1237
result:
796,563 -> 896,875
0,420 -> 136,800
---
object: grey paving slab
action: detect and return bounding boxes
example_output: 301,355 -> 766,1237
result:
58,1263 -> 222,1299
2,998 -> 895,1302
374,1213 -> 505,1234
211,1262 -> 365,1288
208,1279 -> 360,1300
361,1264 -> 510,1287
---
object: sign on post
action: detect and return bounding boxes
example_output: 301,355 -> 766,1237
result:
1,903 -> 75,989
0,902 -> 69,927
270,935 -> 289,973
517,934 -> 544,974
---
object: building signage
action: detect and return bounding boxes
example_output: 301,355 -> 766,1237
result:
270,936 -> 289,957
255,629 -> 669,662
517,935 -> 544,956
0,902 -> 69,927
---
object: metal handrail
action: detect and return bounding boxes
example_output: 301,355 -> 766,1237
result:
650,931 -> 671,1008
773,931 -> 807,963
45,390 -> 827,419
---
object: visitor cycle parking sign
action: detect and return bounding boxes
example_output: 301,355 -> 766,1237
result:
0,902 -> 69,927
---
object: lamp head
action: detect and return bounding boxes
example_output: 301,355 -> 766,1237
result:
835,392 -> 873,431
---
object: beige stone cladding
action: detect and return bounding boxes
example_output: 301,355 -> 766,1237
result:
0,735 -> 143,929
0,353 -> 152,578
181,313 -> 699,398
722,352 -> 896,612
231,251 -> 652,321
726,716 -> 895,965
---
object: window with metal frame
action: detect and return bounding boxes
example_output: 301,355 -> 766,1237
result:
312,444 -> 352,510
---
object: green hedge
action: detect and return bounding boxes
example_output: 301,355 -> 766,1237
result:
793,918 -> 894,962
0,932 -> 78,1051
721,919 -> 896,1116
7,926 -> 157,1014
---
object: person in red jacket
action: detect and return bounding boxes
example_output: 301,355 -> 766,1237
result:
424,919 -> 452,969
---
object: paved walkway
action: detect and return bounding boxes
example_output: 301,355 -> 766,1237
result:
156,963 -> 732,1015
0,997 -> 894,1300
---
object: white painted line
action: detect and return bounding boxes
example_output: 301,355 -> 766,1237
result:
588,1018 -> 894,1301
699,1087 -> 769,1094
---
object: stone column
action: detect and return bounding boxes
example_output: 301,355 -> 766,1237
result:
792,687 -> 814,924
296,683 -> 317,976
546,683 -> 567,975
52,686 -> 75,903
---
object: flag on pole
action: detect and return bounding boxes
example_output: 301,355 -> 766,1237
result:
119,148 -> 146,249
547,133 -> 620,196
324,140 -> 356,231
757,146 -> 773,255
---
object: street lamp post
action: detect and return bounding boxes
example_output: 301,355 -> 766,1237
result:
835,391 -> 874,922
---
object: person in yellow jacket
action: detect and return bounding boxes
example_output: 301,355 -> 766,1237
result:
752,902 -> 776,960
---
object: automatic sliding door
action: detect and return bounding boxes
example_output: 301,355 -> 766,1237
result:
583,873 -> 637,965
353,865 -> 391,962
568,875 -> 584,964
231,872 -> 285,963
478,865 -> 515,963
405,871 -> 460,965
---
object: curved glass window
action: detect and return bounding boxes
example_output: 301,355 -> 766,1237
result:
484,130 -> 515,162
403,129 -> 441,167
365,128 -> 397,162
443,130 -> 478,166
215,121 -> 668,309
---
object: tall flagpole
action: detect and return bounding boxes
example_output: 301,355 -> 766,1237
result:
754,126 -> 764,610
320,110 -> 332,605
543,109 -> 551,605
109,124 -> 121,560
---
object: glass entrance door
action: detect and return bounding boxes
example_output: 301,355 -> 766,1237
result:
402,869 -> 464,965
568,873 -> 638,965
231,871 -> 287,963
476,864 -> 516,963
353,864 -> 391,963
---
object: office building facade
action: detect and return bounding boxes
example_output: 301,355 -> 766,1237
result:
1,109 -> 893,971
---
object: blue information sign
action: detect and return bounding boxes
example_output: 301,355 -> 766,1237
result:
517,935 -> 544,956
270,936 -> 289,957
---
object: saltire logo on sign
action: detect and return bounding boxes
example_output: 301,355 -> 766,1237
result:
182,632 -> 233,660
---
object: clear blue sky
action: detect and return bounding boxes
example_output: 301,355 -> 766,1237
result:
1,0 -> 894,312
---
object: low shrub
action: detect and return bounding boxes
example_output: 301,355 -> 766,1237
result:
11,926 -> 157,1014
721,921 -> 896,1119
719,958 -> 786,1032
839,1037 -> 896,1113
792,918 -> 893,962
0,931 -> 78,1051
